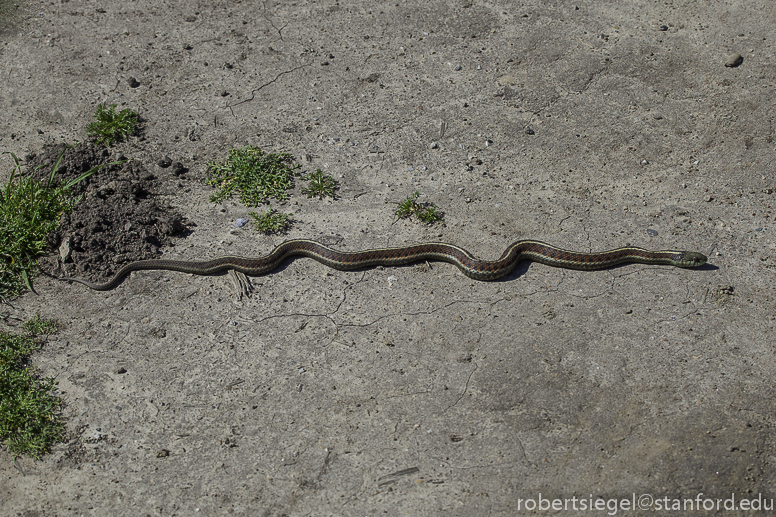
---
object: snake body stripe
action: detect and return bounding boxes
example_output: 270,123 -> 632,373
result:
61,239 -> 707,291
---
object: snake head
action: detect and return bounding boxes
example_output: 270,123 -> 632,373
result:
678,251 -> 707,268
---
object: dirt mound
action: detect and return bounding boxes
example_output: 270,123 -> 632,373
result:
25,143 -> 187,286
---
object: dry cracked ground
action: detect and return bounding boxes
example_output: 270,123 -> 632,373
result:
1,0 -> 775,515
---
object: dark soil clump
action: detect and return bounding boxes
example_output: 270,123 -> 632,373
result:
25,143 -> 187,285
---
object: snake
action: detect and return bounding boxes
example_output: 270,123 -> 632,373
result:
60,239 -> 707,291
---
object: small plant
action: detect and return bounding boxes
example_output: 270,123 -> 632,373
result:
396,191 -> 443,224
205,146 -> 300,207
0,316 -> 65,458
301,169 -> 337,199
0,150 -> 116,300
249,208 -> 293,234
22,313 -> 59,335
86,104 -> 139,146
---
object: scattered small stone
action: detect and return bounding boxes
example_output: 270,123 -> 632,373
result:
156,449 -> 170,458
158,215 -> 184,235
429,141 -> 439,149
157,156 -> 172,168
234,218 -> 249,228
646,228 -> 658,237
641,159 -> 649,165
712,285 -> 735,305
658,24 -> 668,31
184,15 -> 197,22
724,53 -> 743,67
59,235 -> 73,262
127,77 -> 140,88
454,65 -> 462,71
170,162 -> 187,176
183,44 -> 193,50
525,128 -> 535,135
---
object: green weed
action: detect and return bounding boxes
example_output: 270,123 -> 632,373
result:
249,208 -> 293,234
205,146 -> 300,207
396,191 -> 443,224
301,169 -> 337,199
86,104 -> 139,146
0,315 -> 65,458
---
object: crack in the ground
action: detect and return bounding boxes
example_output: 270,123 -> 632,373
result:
226,61 -> 313,116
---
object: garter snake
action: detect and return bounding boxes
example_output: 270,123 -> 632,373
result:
61,239 -> 707,291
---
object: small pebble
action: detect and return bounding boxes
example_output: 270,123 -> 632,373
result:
658,24 -> 668,31
234,218 -> 249,228
724,53 -> 743,67
170,162 -> 187,176
127,77 -> 140,88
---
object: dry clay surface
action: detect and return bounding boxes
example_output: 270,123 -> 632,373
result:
1,0 -> 775,515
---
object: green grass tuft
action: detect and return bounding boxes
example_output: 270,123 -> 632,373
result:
249,208 -> 293,234
0,315 -> 65,459
396,191 -> 443,224
205,146 -> 300,207
86,104 -> 139,146
22,313 -> 59,335
301,169 -> 337,199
